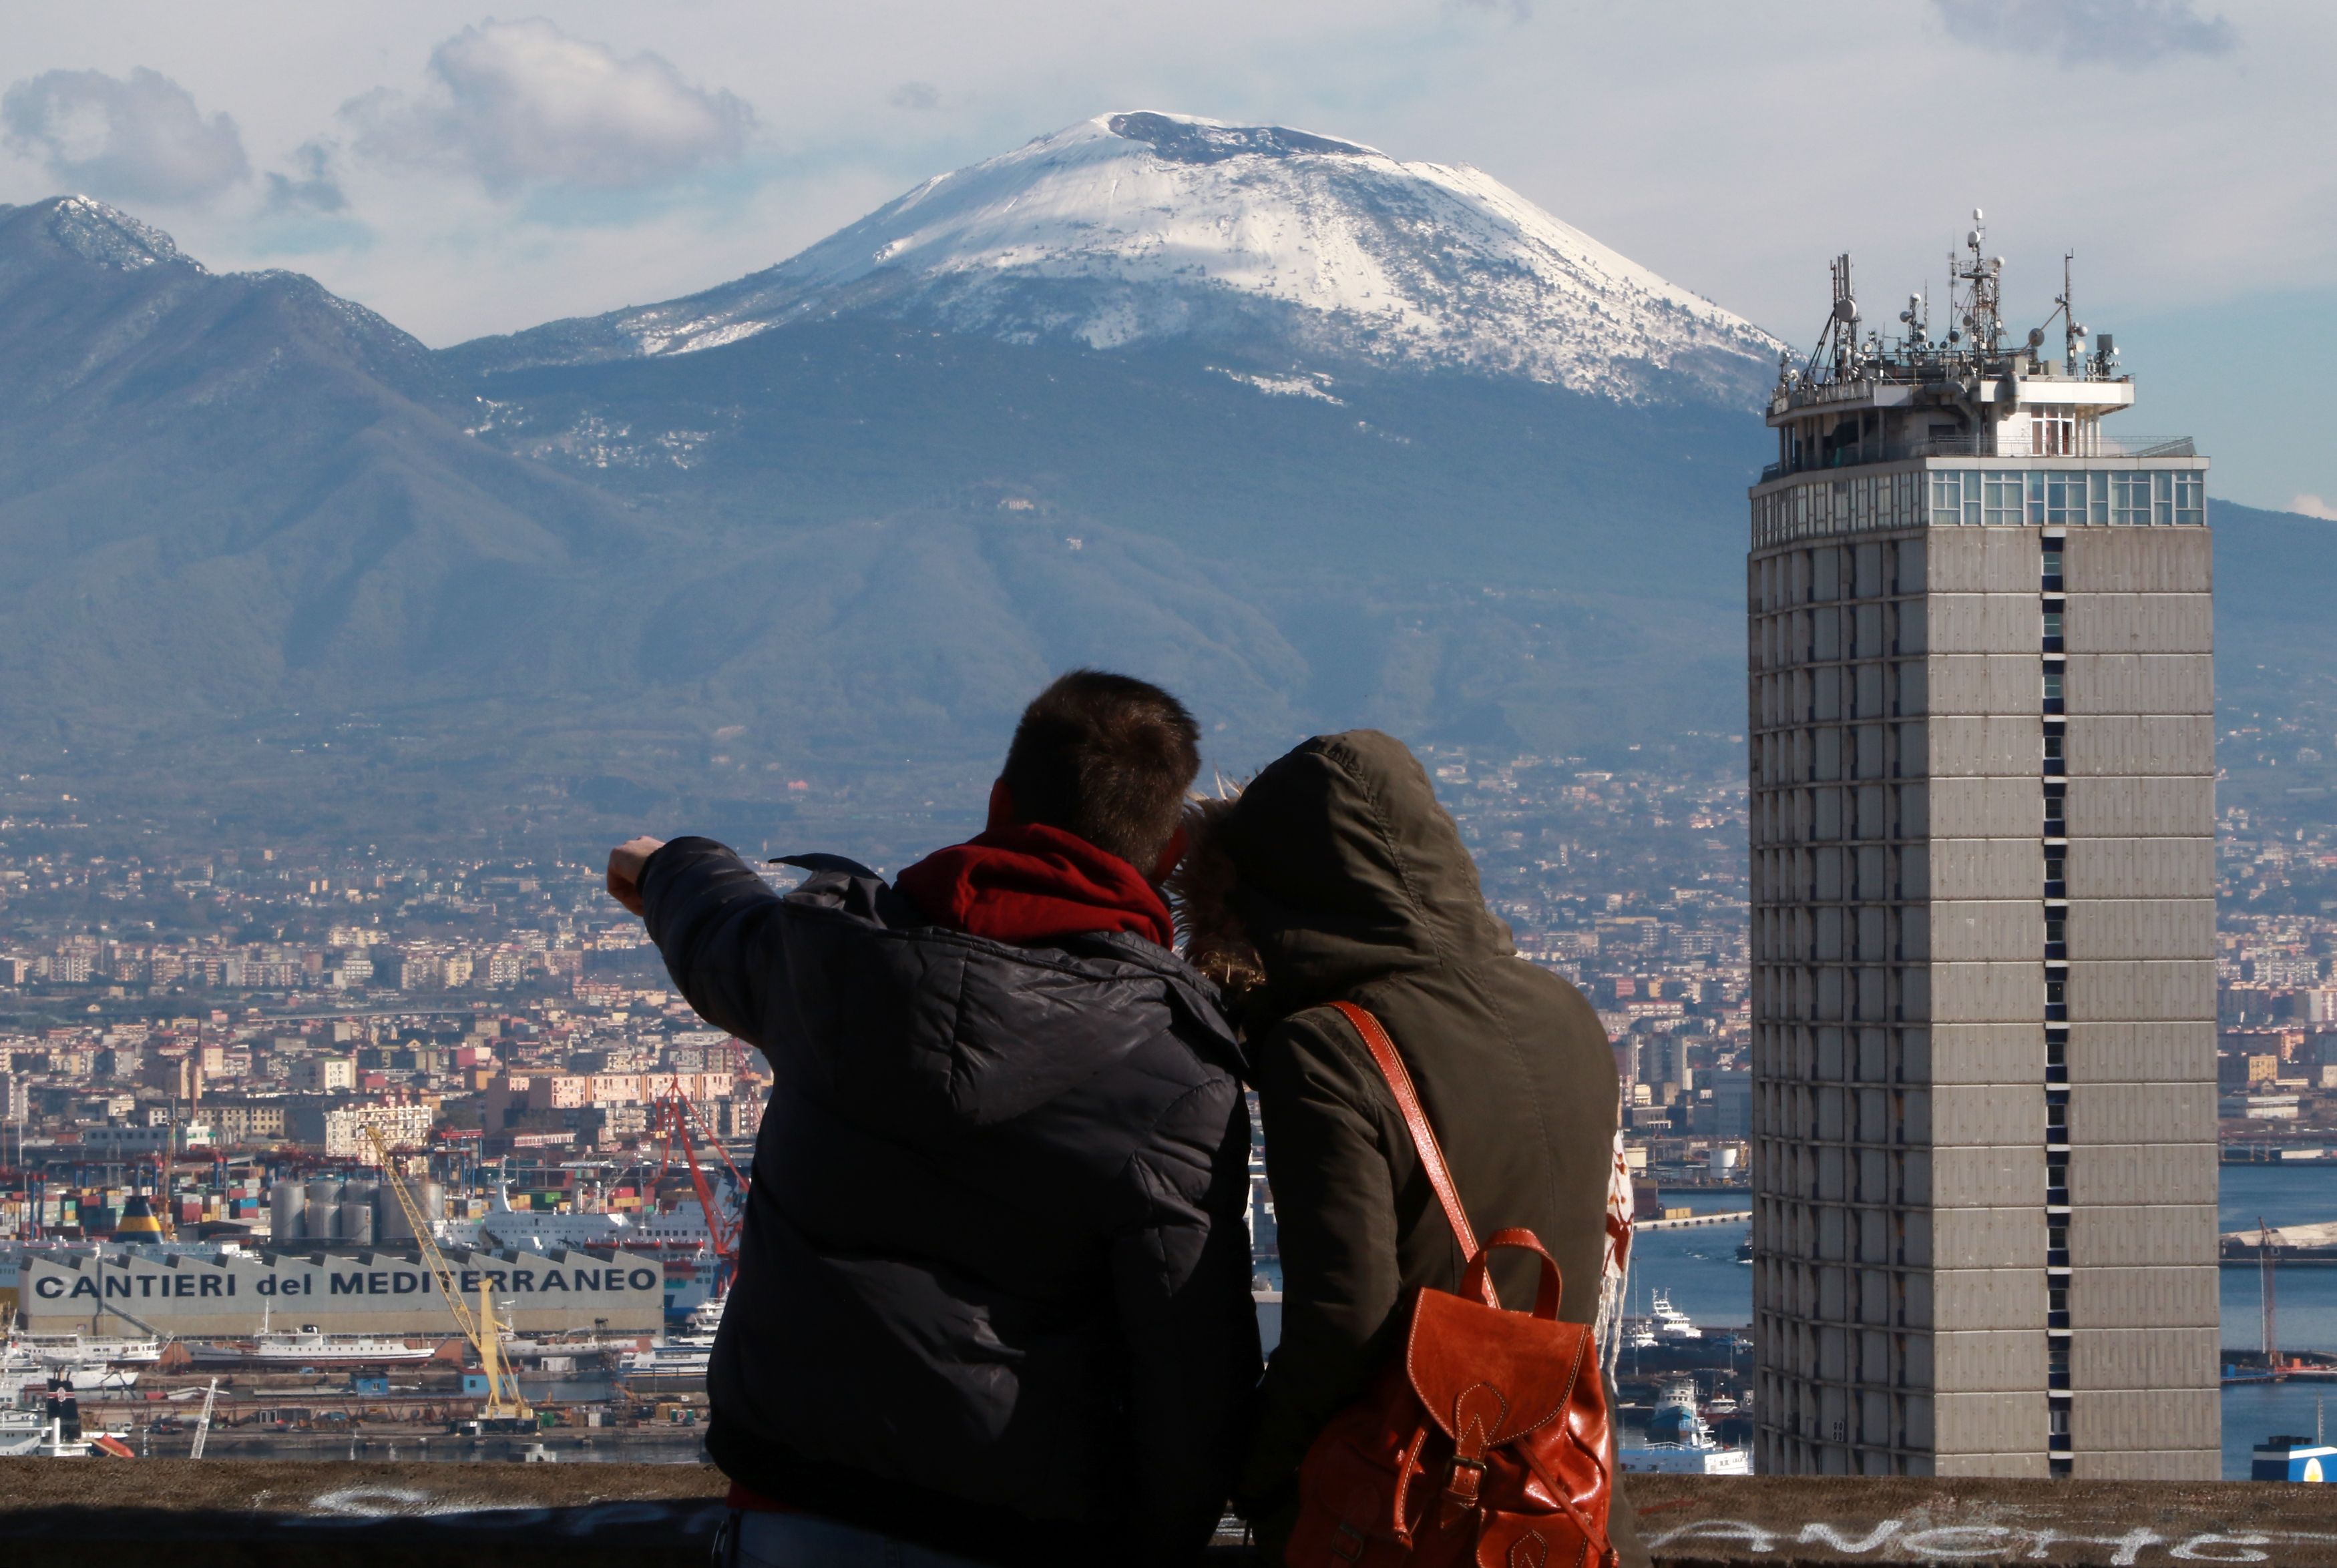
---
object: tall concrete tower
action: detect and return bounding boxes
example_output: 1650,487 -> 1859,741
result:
1746,220 -> 2217,1479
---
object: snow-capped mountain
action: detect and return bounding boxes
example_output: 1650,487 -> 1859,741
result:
458,111 -> 1781,407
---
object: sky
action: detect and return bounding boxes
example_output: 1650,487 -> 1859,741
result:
3,0 -> 2330,512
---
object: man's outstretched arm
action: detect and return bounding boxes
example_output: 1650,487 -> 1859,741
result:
618,836 -> 785,1047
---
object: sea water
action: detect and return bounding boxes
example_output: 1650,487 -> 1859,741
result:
1630,1169 -> 2337,1479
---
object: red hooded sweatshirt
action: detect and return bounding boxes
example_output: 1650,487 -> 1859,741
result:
892,822 -> 1175,949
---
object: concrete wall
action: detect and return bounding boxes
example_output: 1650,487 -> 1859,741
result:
1748,503 -> 2217,1481
2060,522 -> 2217,1481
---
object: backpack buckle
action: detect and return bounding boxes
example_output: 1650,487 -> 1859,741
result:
1442,1455 -> 1486,1511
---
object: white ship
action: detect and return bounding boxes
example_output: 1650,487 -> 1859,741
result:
0,1330 -> 142,1396
1649,1289 -> 1703,1341
472,1185 -> 717,1252
468,1186 -> 727,1318
188,1320 -> 433,1368
682,1293 -> 725,1337
618,1341 -> 712,1378
19,1333 -> 163,1367
1620,1379 -> 1751,1476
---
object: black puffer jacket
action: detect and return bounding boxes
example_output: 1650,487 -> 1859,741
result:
639,838 -> 1260,1568
1209,734 -> 1646,1567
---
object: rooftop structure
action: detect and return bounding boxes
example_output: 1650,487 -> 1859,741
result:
1747,217 -> 2218,1478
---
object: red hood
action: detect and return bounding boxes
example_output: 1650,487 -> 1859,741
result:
895,823 -> 1175,950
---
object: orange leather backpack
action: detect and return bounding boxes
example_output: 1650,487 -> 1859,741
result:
1283,1003 -> 1619,1568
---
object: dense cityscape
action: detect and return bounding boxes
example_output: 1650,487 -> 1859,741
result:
0,724 -> 2332,1479
7,727 -> 2337,1241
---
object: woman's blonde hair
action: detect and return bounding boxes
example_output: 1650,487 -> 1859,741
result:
1166,786 -> 1267,1005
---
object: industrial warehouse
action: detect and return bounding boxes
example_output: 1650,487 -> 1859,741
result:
17,1244 -> 664,1336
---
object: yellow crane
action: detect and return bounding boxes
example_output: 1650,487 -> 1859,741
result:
365,1126 -> 533,1428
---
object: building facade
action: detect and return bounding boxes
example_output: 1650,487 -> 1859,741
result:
1747,232 -> 2217,1477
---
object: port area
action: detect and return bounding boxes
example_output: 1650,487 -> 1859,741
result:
3,1463 -> 2336,1567
1614,1332 -> 1757,1451
63,1360 -> 713,1457
2219,1347 -> 2337,1382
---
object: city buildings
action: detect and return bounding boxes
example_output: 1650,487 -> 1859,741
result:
1747,228 -> 2218,1477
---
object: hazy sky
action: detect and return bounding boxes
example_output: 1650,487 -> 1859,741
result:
4,1 -> 2328,511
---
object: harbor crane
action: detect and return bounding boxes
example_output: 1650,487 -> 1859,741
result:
651,1092 -> 745,1284
364,1127 -> 533,1428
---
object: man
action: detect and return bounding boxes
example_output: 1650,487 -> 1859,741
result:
605,671 -> 1258,1568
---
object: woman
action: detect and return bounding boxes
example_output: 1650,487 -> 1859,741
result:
1177,730 -> 1648,1567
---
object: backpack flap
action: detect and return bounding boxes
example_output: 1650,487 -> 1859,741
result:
1405,1288 -> 1592,1465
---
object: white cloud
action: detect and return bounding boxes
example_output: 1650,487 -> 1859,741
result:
2289,495 -> 2337,521
345,18 -> 755,193
1,66 -> 247,204
1932,0 -> 2235,68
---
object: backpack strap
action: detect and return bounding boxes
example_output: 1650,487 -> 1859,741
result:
1328,1001 -> 1494,1306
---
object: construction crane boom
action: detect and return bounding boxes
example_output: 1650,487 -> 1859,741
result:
188,1376 -> 219,1459
653,1092 -> 744,1266
365,1127 -> 532,1424
2260,1214 -> 2280,1377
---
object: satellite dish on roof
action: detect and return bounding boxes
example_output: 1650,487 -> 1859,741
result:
1836,298 -> 1859,324
1973,208 -> 1984,222
2028,327 -> 2046,348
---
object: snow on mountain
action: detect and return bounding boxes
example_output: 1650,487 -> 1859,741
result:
460,111 -> 1783,407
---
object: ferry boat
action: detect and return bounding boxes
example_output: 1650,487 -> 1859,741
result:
1620,1380 -> 1751,1476
188,1322 -> 433,1368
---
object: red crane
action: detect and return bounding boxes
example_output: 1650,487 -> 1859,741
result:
652,1093 -> 746,1283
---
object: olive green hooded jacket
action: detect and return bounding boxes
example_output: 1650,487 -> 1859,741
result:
1212,731 -> 1644,1565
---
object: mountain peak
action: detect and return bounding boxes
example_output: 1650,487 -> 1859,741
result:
23,194 -> 199,275
1098,110 -> 1382,164
453,111 -> 1781,407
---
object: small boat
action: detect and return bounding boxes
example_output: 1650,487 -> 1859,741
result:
1620,1379 -> 1750,1475
0,1400 -> 134,1459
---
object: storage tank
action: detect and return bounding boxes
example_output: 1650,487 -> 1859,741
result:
270,1182 -> 304,1242
340,1182 -> 377,1244
304,1178 -> 343,1243
379,1180 -> 445,1241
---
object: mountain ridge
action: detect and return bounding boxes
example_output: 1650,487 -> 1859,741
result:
447,111 -> 1783,407
0,115 -> 2312,854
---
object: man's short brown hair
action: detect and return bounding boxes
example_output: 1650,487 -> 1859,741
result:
1000,670 -> 1201,872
